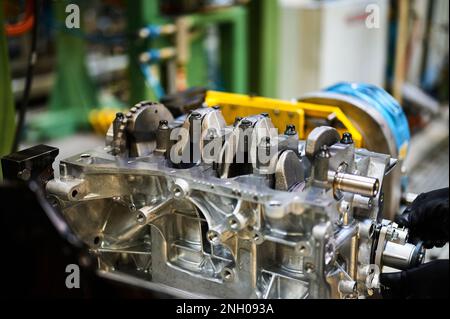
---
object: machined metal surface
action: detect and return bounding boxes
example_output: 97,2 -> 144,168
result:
44,102 -> 423,299
299,92 -> 405,219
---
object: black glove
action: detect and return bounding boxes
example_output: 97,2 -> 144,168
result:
396,188 -> 449,248
380,260 -> 449,299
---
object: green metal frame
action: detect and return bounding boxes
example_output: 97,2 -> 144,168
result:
259,0 -> 279,98
0,4 -> 16,179
188,7 -> 248,94
127,2 -> 249,104
127,0 -> 166,104
248,0 -> 279,98
28,0 -> 98,141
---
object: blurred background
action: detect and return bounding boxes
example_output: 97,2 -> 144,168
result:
1,0 -> 448,195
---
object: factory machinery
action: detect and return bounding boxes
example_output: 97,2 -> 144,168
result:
2,83 -> 423,299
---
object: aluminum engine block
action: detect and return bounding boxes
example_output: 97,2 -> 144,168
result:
46,102 -> 424,298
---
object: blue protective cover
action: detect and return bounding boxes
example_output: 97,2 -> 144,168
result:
325,82 -> 410,157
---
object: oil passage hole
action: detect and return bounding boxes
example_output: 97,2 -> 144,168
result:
137,213 -> 146,223
173,187 -> 182,197
207,231 -> 219,243
223,269 -> 233,281
229,218 -> 239,230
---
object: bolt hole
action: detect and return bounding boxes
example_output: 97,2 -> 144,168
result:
80,153 -> 91,159
207,231 -> 219,243
305,263 -> 315,273
173,186 -> 183,197
229,218 -> 239,230
137,213 -> 145,224
71,189 -> 78,198
223,269 -> 233,281
93,236 -> 101,246
299,246 -> 306,253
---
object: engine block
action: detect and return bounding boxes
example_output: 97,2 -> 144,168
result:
45,102 -> 424,298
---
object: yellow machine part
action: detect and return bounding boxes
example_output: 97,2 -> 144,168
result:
89,108 -> 122,135
205,91 -> 363,148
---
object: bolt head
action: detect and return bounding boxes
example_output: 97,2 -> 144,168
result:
241,119 -> 252,126
190,112 -> 202,119
285,124 -> 297,136
159,120 -> 169,129
115,112 -> 124,119
341,132 -> 354,145
233,117 -> 243,126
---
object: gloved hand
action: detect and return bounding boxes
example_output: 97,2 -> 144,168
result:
381,188 -> 449,298
396,188 -> 449,248
380,260 -> 449,299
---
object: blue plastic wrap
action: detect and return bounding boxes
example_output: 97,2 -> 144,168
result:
325,82 -> 410,158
